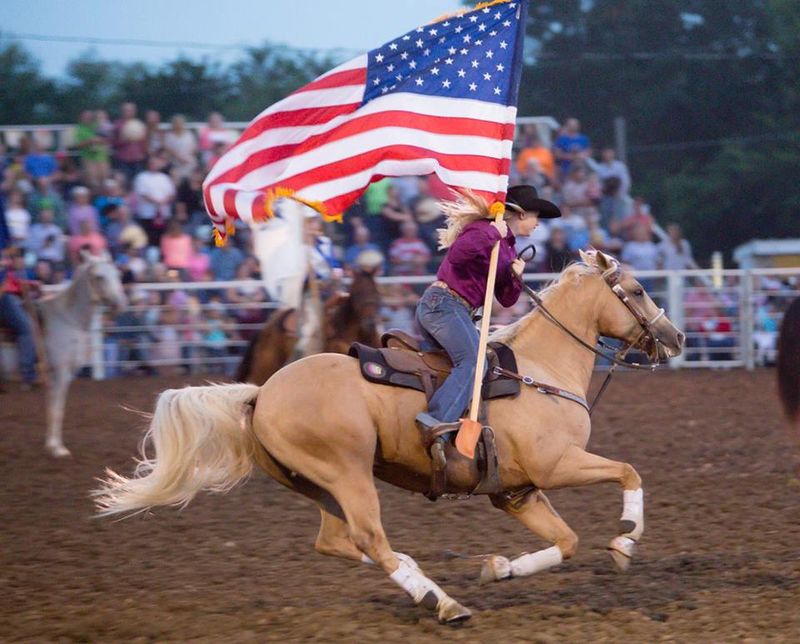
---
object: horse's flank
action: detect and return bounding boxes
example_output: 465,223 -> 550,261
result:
777,297 -> 800,431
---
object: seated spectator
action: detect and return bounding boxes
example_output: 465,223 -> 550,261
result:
26,208 -> 66,263
186,232 -> 211,282
380,184 -> 413,252
209,240 -> 245,281
145,110 -> 165,153
516,130 -> 556,182
225,261 -> 268,326
133,155 -> 176,246
74,110 -> 110,189
587,213 -> 623,255
28,177 -> 67,230
559,205 -> 590,252
163,115 -> 198,181
553,117 -> 591,179
561,163 -> 600,221
542,226 -> 573,273
0,247 -> 38,388
160,218 -> 193,273
344,225 -> 384,273
4,190 -> 31,244
198,112 -> 237,166
67,186 -> 100,235
411,177 -> 445,256
621,223 -> 658,289
380,283 -> 417,333
620,196 -> 654,241
24,139 -> 58,181
32,258 -> 57,285
587,147 -> 631,227
388,220 -> 431,277
67,219 -> 108,266
657,223 -> 697,270
94,178 -> 127,229
175,169 -> 208,228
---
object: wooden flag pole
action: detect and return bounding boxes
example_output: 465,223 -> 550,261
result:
455,205 -> 505,458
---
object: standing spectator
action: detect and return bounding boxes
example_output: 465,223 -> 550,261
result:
379,184 -> 413,252
160,218 -> 193,273
27,177 -> 67,230
620,197 -> 655,240
209,241 -> 244,281
3,190 -> 31,244
542,226 -> 573,273
186,232 -> 211,282
657,223 -> 698,270
559,205 -> 590,252
388,220 -> 431,277
561,163 -> 601,221
621,223 -> 658,292
198,112 -> 236,166
410,177 -> 445,256
553,117 -> 591,179
26,208 -> 65,262
112,102 -> 148,181
67,219 -> 108,265
0,248 -> 37,388
145,110 -> 165,153
133,156 -> 176,246
361,178 -> 392,250
23,138 -> 58,182
175,169 -> 207,228
164,115 -> 198,181
74,110 -> 110,189
94,178 -> 127,229
225,262 -> 268,327
588,147 -> 631,226
67,186 -> 100,235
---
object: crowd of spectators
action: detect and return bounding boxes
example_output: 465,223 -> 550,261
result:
6,103 -> 792,372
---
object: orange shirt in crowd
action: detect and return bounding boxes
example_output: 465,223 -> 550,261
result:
516,146 -> 556,180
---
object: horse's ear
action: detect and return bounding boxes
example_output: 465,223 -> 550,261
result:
578,249 -> 595,266
79,249 -> 93,265
596,251 -> 614,272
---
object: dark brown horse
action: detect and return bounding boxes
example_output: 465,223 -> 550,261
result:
777,296 -> 800,433
236,267 -> 381,385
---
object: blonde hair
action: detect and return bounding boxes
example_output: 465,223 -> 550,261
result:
436,188 -> 492,249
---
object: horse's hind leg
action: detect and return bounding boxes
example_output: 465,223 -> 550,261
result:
326,474 -> 471,624
45,368 -> 72,458
480,488 -> 577,583
537,444 -> 644,572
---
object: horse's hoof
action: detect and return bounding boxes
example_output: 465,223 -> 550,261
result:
479,555 -> 511,585
46,444 -> 72,458
607,535 -> 636,573
437,597 -> 472,625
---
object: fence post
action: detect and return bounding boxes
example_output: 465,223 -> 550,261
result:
740,270 -> 754,370
667,271 -> 685,369
90,309 -> 105,380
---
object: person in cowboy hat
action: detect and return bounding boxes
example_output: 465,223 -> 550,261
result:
415,184 -> 561,442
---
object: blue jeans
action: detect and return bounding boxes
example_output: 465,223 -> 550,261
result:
0,293 -> 37,383
416,287 -> 479,423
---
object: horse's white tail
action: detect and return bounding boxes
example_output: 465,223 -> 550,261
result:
93,383 -> 261,517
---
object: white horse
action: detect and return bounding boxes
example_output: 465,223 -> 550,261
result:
40,251 -> 127,457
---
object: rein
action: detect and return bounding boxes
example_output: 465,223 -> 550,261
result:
504,264 -> 664,415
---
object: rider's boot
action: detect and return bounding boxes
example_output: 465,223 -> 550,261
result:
416,413 -> 462,498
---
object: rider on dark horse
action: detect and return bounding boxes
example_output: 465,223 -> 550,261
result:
415,185 -> 561,444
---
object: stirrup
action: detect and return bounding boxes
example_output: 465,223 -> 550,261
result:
415,413 -> 461,450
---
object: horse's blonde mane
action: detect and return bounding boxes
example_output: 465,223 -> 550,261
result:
436,189 -> 491,249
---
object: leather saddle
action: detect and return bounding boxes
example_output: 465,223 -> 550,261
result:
349,329 -> 521,500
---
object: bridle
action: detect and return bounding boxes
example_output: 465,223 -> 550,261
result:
515,261 -> 667,414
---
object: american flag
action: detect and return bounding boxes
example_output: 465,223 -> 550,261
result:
203,0 -> 528,244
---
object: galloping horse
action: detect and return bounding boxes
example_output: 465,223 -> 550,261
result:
236,266 -> 381,385
95,251 -> 684,624
42,252 -> 126,456
777,297 -> 800,433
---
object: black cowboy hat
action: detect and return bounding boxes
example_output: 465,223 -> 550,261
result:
505,184 -> 561,219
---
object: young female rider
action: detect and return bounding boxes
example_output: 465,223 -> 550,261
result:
415,184 -> 561,438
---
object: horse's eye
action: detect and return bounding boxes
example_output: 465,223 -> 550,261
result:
634,289 -> 644,297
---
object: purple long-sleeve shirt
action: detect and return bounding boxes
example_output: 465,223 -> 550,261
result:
436,219 -> 522,309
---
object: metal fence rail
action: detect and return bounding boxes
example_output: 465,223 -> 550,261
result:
1,268 -> 798,380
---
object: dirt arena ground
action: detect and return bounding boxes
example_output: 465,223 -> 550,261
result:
2,368 -> 799,642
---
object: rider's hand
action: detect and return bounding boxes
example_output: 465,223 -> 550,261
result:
490,219 -> 508,238
511,257 -> 525,278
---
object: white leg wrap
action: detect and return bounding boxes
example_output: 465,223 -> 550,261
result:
390,560 -> 446,607
621,488 -> 644,541
510,545 -> 563,578
361,551 -> 420,569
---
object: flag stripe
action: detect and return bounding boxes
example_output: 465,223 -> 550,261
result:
295,68 -> 367,94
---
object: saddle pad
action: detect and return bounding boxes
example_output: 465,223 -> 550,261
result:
348,341 -> 520,401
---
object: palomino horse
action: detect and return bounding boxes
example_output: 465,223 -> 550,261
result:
95,251 -> 684,624
777,297 -> 800,433
42,252 -> 126,457
236,267 -> 381,385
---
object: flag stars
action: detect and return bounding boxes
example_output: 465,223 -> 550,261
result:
448,46 -> 457,55
490,30 -> 498,36
381,86 -> 389,94
494,86 -> 502,95
424,48 -> 431,56
496,63 -> 505,72
438,36 -> 446,44
409,60 -> 417,69
445,57 -> 454,65
457,68 -> 466,78
428,28 -> 438,36
455,25 -> 463,33
471,60 -> 480,68
400,52 -> 408,60
442,79 -> 451,89
479,23 -> 487,32
375,53 -> 384,63
396,73 -> 403,81
389,43 -> 398,51
469,82 -> 477,91
500,40 -> 508,49
463,34 -> 471,43
475,40 -> 483,46
483,72 -> 492,81
373,77 -> 380,86
431,66 -> 440,75
387,64 -> 395,72
469,15 -> 478,22
460,48 -> 469,55
503,20 -> 511,27
402,35 -> 410,41
486,50 -> 494,59
494,12 -> 502,19
416,27 -> 424,33
416,38 -> 424,47
415,77 -> 424,86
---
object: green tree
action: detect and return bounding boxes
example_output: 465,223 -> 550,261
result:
0,40 -> 57,123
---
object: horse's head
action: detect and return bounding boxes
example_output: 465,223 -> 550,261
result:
349,266 -> 382,320
79,250 -> 128,314
579,249 -> 684,362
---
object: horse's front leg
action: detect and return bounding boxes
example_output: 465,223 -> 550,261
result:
538,444 -> 644,572
480,488 -> 577,583
45,367 -> 72,458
